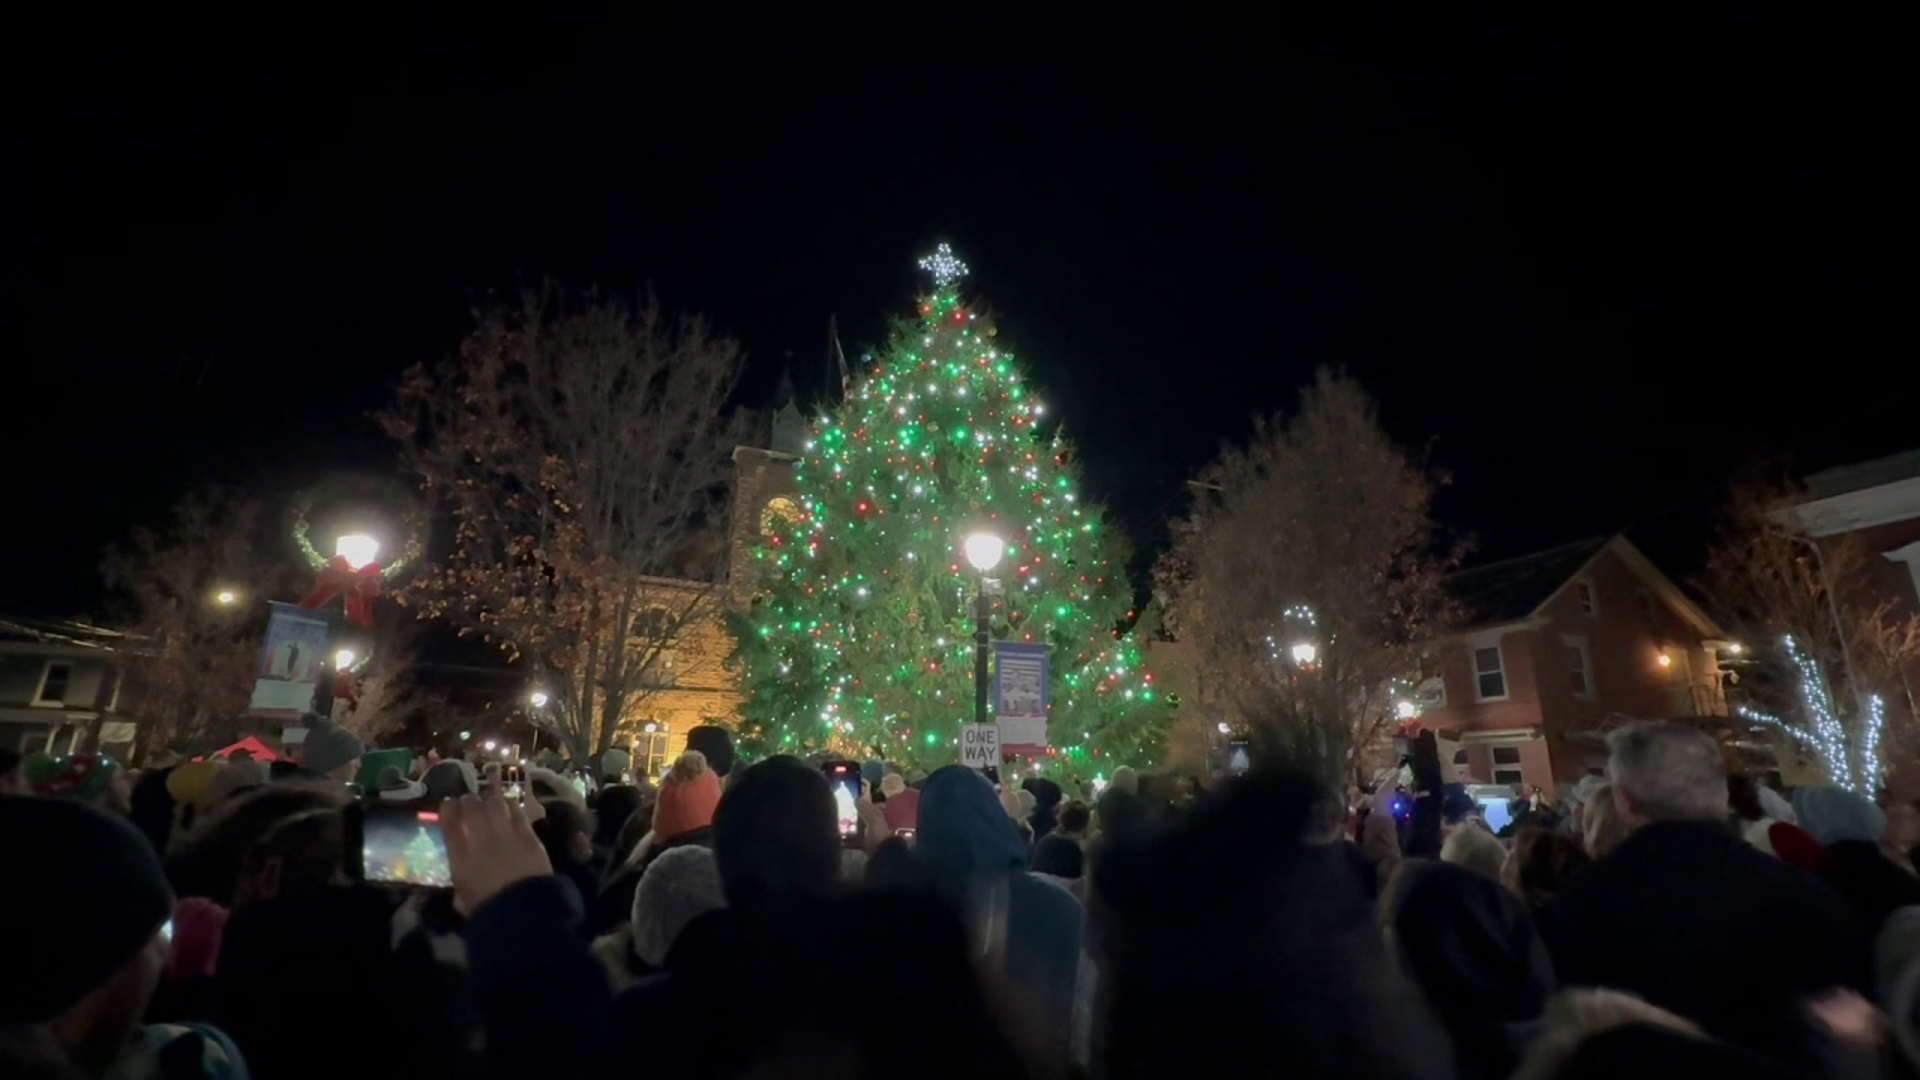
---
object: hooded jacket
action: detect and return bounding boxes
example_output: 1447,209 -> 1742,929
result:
916,766 -> 1084,1058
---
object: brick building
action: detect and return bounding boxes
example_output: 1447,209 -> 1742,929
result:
612,405 -> 804,771
1781,449 -> 1920,755
1419,534 -> 1734,799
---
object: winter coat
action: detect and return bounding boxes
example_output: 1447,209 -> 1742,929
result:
1544,820 -> 1860,1071
917,766 -> 1086,1062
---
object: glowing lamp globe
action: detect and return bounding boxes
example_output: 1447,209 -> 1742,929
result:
963,532 -> 1005,572
334,649 -> 356,669
530,691 -> 550,708
335,533 -> 380,570
1290,642 -> 1318,666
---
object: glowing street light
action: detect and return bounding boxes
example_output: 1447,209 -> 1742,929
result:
962,530 -> 1005,734
334,648 -> 356,669
1290,642 -> 1318,666
963,532 -> 1005,573
214,589 -> 238,606
529,690 -> 550,709
1217,722 -> 1231,734
1657,652 -> 1673,669
1396,700 -> 1417,719
335,533 -> 380,571
484,739 -> 498,751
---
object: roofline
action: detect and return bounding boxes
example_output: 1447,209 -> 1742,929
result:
1559,536 -> 1724,640
1446,536 -> 1609,584
1444,534 -> 1724,641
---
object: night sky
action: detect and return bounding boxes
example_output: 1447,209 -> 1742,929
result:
10,6 -> 1906,618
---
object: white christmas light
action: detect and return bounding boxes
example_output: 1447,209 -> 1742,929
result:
918,243 -> 970,288
1736,634 -> 1887,794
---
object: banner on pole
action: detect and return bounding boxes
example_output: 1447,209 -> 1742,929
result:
993,641 -> 1049,753
249,602 -> 330,719
960,723 -> 1000,770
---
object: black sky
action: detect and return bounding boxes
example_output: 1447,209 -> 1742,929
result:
9,5 -> 1908,617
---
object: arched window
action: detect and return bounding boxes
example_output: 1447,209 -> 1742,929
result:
761,496 -> 801,536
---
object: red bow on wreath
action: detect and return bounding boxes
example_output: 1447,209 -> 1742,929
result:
300,556 -> 382,627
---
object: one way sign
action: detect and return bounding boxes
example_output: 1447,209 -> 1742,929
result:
960,724 -> 1000,770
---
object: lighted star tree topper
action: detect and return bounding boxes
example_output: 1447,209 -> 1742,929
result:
729,244 -> 1170,774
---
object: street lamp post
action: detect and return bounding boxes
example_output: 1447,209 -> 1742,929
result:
963,532 -> 1005,731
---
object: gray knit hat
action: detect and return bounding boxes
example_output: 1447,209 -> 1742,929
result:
299,717 -> 364,779
631,845 -> 726,967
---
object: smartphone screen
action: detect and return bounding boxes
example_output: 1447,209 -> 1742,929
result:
822,761 -> 861,838
1227,738 -> 1251,777
502,765 -> 525,803
359,804 -> 453,888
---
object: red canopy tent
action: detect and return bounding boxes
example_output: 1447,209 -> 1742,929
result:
206,735 -> 280,762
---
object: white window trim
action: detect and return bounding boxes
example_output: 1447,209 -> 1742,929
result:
1563,635 -> 1597,700
1471,643 -> 1510,702
1574,578 -> 1598,617
31,661 -> 73,708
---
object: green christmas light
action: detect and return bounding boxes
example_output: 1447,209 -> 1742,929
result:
727,245 -> 1169,771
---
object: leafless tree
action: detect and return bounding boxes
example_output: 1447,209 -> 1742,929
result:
334,610 -> 431,744
381,286 -> 748,764
101,491 -> 300,756
1702,478 -> 1920,785
1155,370 -> 1457,788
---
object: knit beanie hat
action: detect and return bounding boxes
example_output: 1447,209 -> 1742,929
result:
166,761 -> 226,806
600,747 -> 631,781
165,897 -> 229,982
0,795 -> 174,1023
861,759 -> 886,789
31,753 -> 120,800
207,758 -> 267,805
1768,821 -> 1826,873
684,725 -> 736,777
653,751 -> 722,841
421,759 -> 479,804
630,845 -> 727,968
376,765 -> 428,802
1793,785 -> 1888,846
299,717 -> 363,779
880,773 -> 907,798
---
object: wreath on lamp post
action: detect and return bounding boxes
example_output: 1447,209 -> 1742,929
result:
291,512 -> 421,628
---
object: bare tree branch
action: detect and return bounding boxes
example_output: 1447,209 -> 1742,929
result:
1154,370 -> 1458,788
100,491 -> 301,756
1701,477 -> 1920,780
380,286 -> 749,763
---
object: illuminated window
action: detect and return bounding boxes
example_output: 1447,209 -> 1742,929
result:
638,725 -> 672,776
761,496 -> 801,535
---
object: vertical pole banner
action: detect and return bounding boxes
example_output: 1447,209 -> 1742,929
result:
992,641 -> 1049,754
249,602 -> 330,719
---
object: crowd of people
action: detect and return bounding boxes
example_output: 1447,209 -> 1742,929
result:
3,712 -> 1920,1079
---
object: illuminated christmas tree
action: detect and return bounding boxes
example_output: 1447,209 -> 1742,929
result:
730,245 -> 1170,774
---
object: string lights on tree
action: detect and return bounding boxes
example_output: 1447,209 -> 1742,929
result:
729,244 -> 1171,772
1735,633 -> 1886,795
